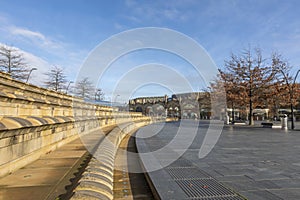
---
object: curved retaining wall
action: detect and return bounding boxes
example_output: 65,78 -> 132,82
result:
0,72 -> 150,177
71,121 -> 150,200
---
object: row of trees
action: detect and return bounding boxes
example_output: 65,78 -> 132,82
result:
0,45 -> 105,100
43,66 -> 105,100
1,44 -> 299,123
212,47 -> 300,126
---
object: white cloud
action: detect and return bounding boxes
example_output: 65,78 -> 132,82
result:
0,15 -> 66,54
125,0 -> 137,7
114,22 -> 126,30
9,27 -> 45,41
124,1 -> 190,23
0,43 -> 51,85
7,26 -> 64,50
0,16 -> 89,84
164,9 -> 177,20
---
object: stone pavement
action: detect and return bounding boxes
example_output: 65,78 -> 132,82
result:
0,137 -> 88,200
136,120 -> 300,200
197,124 -> 300,200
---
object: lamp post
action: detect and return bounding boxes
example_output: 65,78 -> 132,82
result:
280,69 -> 300,129
65,81 -> 73,94
26,67 -> 37,83
114,94 -> 120,103
114,95 -> 120,109
291,69 -> 300,129
218,69 -> 232,124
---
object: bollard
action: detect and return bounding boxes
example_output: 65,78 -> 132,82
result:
225,114 -> 229,125
281,114 -> 288,130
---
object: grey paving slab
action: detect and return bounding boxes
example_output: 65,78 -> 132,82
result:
271,178 -> 300,188
136,120 -> 300,200
217,175 -> 253,182
254,180 -> 282,190
239,190 -> 282,200
269,188 -> 300,200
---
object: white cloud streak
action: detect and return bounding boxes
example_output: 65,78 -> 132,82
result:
0,42 -> 51,85
7,26 -> 64,50
9,27 -> 45,40
0,16 -> 88,83
124,0 -> 190,23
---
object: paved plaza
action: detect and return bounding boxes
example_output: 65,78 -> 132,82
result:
136,120 -> 300,200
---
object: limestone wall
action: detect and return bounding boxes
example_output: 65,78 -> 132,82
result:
0,72 -> 150,177
71,121 -> 150,200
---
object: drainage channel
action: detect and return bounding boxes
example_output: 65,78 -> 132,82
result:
70,121 -> 152,200
53,125 -> 118,200
113,133 -> 154,200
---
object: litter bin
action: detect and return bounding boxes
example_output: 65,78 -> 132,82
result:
281,114 -> 288,130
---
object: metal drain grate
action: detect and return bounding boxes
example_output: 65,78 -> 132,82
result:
167,167 -> 210,180
175,179 -> 236,198
188,196 -> 244,200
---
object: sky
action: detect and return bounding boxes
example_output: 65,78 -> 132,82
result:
0,0 -> 300,102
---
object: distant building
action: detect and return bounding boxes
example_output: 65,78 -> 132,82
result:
128,92 -> 212,119
129,87 -> 300,121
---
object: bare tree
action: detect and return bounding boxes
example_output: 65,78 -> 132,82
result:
222,47 -> 277,125
75,77 -> 95,99
44,66 -> 67,92
0,45 -> 29,81
272,53 -> 300,129
95,88 -> 105,101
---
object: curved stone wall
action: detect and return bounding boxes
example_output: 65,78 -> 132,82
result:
71,121 -> 150,200
0,72 -> 150,177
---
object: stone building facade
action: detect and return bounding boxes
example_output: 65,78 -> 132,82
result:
129,92 -> 212,119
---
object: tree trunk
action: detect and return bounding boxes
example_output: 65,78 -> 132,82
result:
249,90 -> 254,125
231,101 -> 234,124
249,104 -> 254,125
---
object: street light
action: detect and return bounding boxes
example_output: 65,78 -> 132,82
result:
114,94 -> 120,103
280,69 -> 300,129
291,69 -> 300,129
218,69 -> 231,124
65,81 -> 73,94
113,94 -> 120,107
26,67 -> 37,83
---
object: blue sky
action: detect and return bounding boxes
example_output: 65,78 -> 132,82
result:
0,0 -> 300,102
